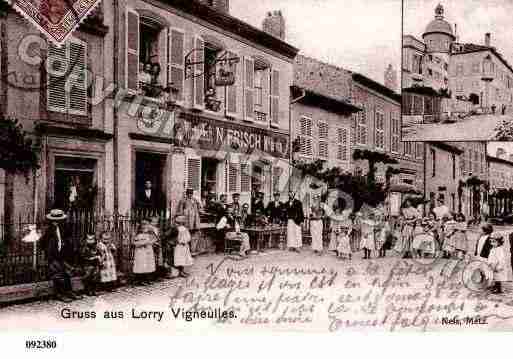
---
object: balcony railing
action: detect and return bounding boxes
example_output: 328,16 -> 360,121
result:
139,82 -> 169,99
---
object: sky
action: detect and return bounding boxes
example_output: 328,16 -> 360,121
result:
231,0 -> 401,88
403,0 -> 513,71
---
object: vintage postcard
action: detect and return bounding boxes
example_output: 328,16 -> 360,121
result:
1,0 -> 513,350
402,0 -> 513,141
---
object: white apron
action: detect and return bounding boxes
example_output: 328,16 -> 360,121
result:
310,219 -> 323,251
287,219 -> 302,249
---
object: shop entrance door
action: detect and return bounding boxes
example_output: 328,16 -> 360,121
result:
53,156 -> 97,211
134,151 -> 167,211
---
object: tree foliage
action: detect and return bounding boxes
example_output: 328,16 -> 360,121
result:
494,120 -> 513,141
0,118 -> 40,175
292,159 -> 387,211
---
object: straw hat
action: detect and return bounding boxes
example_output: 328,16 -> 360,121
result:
100,232 -> 112,241
85,234 -> 96,244
46,209 -> 67,221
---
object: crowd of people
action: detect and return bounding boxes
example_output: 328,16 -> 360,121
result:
40,190 -> 510,303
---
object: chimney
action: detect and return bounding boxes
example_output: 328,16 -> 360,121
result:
384,64 -> 397,92
454,23 -> 459,42
198,0 -> 230,14
262,10 -> 286,40
485,32 -> 491,47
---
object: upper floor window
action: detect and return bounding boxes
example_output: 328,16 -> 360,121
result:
404,141 -> 413,158
391,116 -> 400,153
126,10 -> 185,101
415,142 -> 423,159
375,111 -> 385,150
47,37 -> 88,116
299,116 -> 313,157
336,127 -> 349,161
318,121 -> 329,159
356,107 -> 367,145
252,58 -> 271,122
456,63 -> 464,76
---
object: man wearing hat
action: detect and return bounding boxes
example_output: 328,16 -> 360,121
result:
177,188 -> 202,255
41,209 -> 81,302
216,205 -> 250,257
267,191 -> 284,224
232,192 -> 241,218
252,191 -> 266,216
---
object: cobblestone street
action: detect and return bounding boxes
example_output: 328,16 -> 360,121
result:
1,227 -> 513,333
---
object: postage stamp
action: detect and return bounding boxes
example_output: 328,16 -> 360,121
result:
3,0 -> 102,45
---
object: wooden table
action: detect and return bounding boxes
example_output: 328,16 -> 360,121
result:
242,225 -> 284,252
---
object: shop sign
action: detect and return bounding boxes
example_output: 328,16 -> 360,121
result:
172,112 -> 289,159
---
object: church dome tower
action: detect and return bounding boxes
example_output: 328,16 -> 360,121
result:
423,3 -> 455,54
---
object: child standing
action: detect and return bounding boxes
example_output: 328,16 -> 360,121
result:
442,213 -> 458,258
97,231 -> 117,291
452,213 -> 468,259
360,213 -> 377,259
132,219 -> 157,285
488,233 -> 508,294
174,215 -> 194,278
81,234 -> 101,296
377,216 -> 391,258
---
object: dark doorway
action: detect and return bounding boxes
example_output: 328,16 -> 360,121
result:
134,151 -> 167,210
53,156 -> 97,211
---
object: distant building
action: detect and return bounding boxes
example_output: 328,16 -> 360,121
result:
424,141 -> 488,219
291,55 -> 424,207
402,3 -> 513,126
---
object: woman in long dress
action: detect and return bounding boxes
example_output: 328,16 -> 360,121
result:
394,199 -> 420,258
132,220 -> 157,285
310,196 -> 324,255
98,231 -> 117,289
174,215 -> 194,278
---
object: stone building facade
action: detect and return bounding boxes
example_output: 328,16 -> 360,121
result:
0,5 -> 113,222
424,141 -> 488,219
113,0 -> 298,215
290,55 -> 424,210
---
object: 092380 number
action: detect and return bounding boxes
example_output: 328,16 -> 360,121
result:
25,340 -> 57,350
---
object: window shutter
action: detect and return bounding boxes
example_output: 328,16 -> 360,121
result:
226,51 -> 238,117
244,57 -> 254,121
228,162 -> 239,192
260,67 -> 270,116
337,128 -> 348,161
168,28 -> 185,102
192,36 -> 205,109
47,44 -> 67,112
186,157 -> 201,196
270,69 -> 280,125
318,121 -> 329,159
300,117 -> 313,157
240,163 -> 251,193
126,9 -> 139,91
68,40 -> 87,115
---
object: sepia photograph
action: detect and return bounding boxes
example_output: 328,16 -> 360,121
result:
402,0 -> 513,141
1,0 -> 513,352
